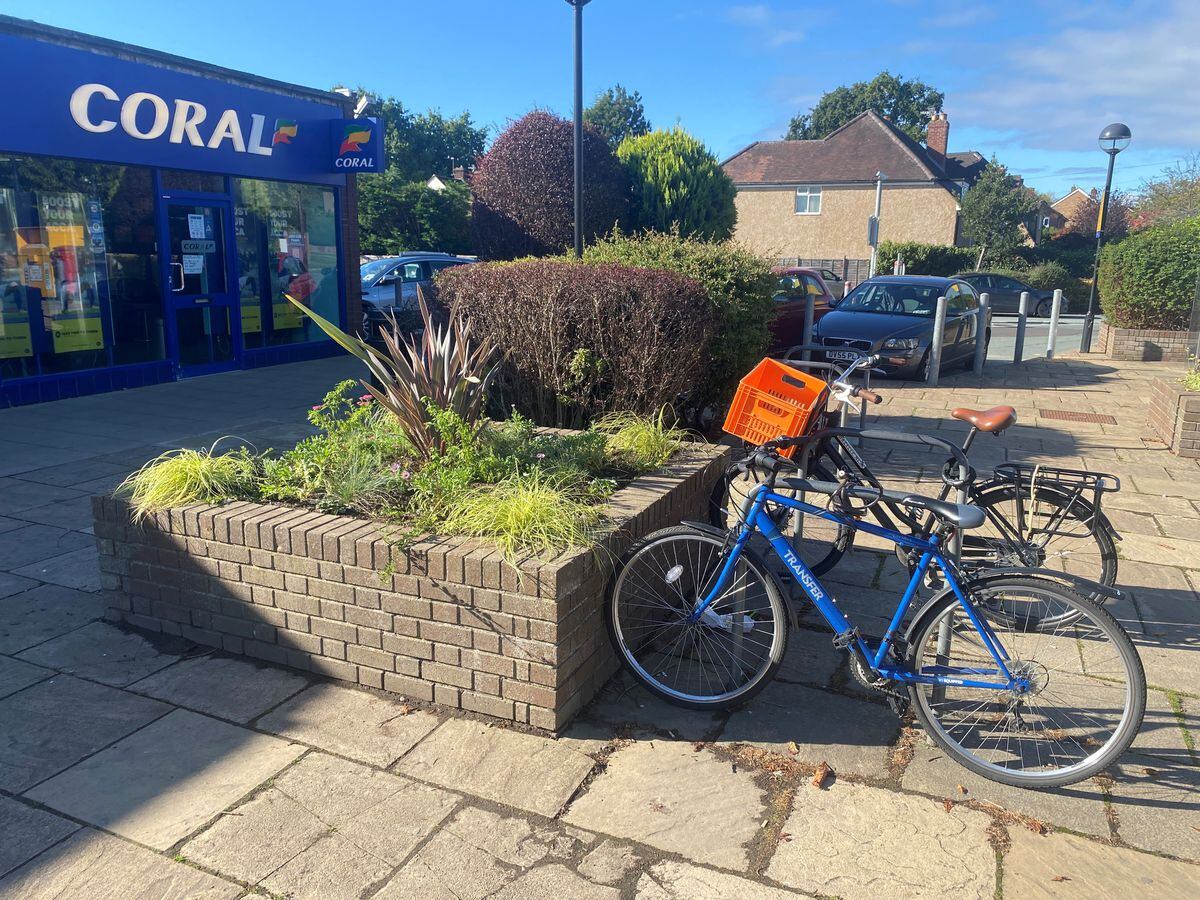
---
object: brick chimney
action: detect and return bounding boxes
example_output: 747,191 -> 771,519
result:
926,112 -> 949,168
451,165 -> 466,182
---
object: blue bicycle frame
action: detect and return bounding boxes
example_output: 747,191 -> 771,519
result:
690,485 -> 1027,693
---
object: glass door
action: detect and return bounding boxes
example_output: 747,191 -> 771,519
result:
160,199 -> 239,375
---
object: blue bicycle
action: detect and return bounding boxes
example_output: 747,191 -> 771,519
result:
606,442 -> 1146,788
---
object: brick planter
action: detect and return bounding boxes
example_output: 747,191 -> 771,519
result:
1148,377 -> 1200,459
94,445 -> 728,732
1098,322 -> 1195,362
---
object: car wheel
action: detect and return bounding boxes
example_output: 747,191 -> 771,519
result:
1035,297 -> 1053,317
917,350 -> 932,382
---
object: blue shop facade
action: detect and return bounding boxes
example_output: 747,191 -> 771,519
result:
0,17 -> 383,406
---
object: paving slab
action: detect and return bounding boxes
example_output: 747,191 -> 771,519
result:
0,795 -> 78,878
12,545 -> 101,592
397,717 -> 596,818
0,675 -> 169,792
12,495 -> 98,531
15,459 -> 131,488
130,653 -> 310,723
636,861 -> 799,899
565,740 -> 766,870
0,583 -> 107,654
271,751 -> 458,865
719,681 -> 899,777
577,674 -> 723,741
1131,688 -> 1195,765
900,746 -> 1110,836
260,833 -> 393,900
0,523 -> 92,570
1004,827 -> 1200,897
0,653 -> 51,699
17,621 -> 179,687
0,828 -> 240,899
0,478 -> 84,516
578,840 -> 642,885
492,864 -> 621,899
766,779 -> 995,899
256,682 -> 439,766
26,708 -> 304,850
1107,754 -> 1200,860
372,828 -> 517,900
0,571 -> 38,599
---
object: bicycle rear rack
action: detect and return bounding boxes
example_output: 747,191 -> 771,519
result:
990,462 -> 1120,537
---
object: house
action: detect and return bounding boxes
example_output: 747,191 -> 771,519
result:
722,111 -> 987,277
1050,187 -> 1091,229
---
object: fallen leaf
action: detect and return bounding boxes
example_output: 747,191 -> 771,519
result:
1142,767 -> 1159,779
787,740 -> 800,756
812,761 -> 834,788
956,784 -> 968,795
1026,819 -> 1049,835
692,741 -> 704,752
398,704 -> 413,716
780,832 -> 793,843
1051,875 -> 1070,883
943,799 -> 954,813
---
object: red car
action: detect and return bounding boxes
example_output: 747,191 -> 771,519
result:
769,267 -> 838,354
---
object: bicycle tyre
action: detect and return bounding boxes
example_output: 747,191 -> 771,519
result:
904,575 -> 1145,788
966,481 -> 1118,619
606,525 -> 789,710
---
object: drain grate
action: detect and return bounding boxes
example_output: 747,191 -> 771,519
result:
1038,409 -> 1117,425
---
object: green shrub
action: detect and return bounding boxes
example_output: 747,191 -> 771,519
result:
594,408 -> 687,473
876,241 -> 978,277
117,443 -> 260,521
437,258 -> 715,427
1019,261 -> 1088,311
1098,217 -> 1200,329
581,229 -> 776,416
616,128 -> 736,240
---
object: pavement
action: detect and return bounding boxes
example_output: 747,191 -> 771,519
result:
988,313 -> 1087,362
1,351 -> 1198,899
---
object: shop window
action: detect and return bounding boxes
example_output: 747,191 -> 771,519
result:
0,155 -> 163,380
160,169 -> 225,194
233,178 -> 341,347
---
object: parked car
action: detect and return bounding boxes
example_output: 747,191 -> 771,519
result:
813,276 -> 989,380
359,252 -> 476,338
770,267 -> 838,354
815,267 -> 844,294
958,272 -> 1055,317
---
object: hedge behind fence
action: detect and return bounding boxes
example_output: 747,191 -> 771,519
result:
1098,217 -> 1200,330
876,241 -> 978,277
437,260 -> 715,428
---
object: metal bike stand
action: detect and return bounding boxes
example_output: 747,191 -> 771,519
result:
932,458 -> 970,704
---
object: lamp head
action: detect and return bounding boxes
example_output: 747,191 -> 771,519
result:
1098,122 -> 1131,155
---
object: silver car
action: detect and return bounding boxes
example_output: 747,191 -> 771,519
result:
359,252 -> 475,338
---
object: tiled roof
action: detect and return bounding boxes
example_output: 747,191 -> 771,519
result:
722,111 -> 982,187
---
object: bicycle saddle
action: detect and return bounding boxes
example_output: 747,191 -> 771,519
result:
781,477 -> 987,529
951,405 -> 1017,434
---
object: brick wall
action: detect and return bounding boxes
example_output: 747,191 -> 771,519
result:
95,446 -> 729,732
1098,322 -> 1196,362
1148,377 -> 1200,459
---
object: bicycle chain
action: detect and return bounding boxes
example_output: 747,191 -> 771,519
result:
845,638 -> 911,717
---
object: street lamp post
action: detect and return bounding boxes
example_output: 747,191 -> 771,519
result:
1080,122 -> 1131,352
867,171 -> 886,278
565,0 -> 591,257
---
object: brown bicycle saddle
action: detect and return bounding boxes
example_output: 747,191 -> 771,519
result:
951,405 -> 1017,433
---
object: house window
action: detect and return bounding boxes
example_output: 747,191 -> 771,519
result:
794,186 -> 822,215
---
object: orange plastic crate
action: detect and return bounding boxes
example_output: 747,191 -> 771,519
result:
722,358 -> 829,458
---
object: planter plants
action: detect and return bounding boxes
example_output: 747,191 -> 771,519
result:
96,297 -> 726,730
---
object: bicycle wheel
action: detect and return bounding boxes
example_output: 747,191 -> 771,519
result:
607,525 -> 789,709
965,481 -> 1118,614
708,463 -> 853,576
905,576 -> 1145,788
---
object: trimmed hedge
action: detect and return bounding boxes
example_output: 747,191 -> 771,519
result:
437,260 -> 715,427
1098,217 -> 1200,330
876,241 -> 977,276
580,230 -> 776,416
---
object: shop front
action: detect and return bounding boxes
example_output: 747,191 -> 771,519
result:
0,17 -> 382,405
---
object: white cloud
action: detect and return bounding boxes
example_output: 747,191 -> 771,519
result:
728,4 -> 771,26
960,0 -> 1200,151
768,29 -> 805,48
727,4 -> 804,50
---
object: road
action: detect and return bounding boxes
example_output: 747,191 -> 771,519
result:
988,313 -> 1089,362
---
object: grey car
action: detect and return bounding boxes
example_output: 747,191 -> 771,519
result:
359,252 -> 475,338
958,272 -> 1055,317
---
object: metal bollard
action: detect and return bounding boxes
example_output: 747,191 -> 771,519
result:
927,294 -> 948,386
1013,291 -> 1029,363
1046,289 -> 1063,359
801,294 -> 816,362
973,292 -> 990,375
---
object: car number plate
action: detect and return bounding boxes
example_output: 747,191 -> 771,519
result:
827,350 -> 859,361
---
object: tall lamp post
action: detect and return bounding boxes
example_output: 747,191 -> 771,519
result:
565,0 -> 591,257
1081,122 -> 1131,352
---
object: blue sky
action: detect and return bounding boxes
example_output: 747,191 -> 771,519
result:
6,0 -> 1196,198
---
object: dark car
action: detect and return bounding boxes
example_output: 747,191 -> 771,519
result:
769,267 -> 838,354
359,252 -> 476,338
958,272 -> 1055,317
813,276 -> 989,380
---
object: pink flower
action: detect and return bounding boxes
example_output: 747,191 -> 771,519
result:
311,405 -> 323,411
535,452 -> 546,460
359,394 -> 373,401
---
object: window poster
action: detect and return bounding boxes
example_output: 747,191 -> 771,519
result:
188,213 -> 207,239
37,192 -> 105,354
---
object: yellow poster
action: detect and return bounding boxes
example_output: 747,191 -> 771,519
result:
49,310 -> 104,353
0,308 -> 33,359
241,301 -> 262,334
272,298 -> 304,330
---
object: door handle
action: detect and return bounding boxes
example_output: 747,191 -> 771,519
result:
171,262 -> 185,292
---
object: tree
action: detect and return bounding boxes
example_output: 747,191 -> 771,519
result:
584,85 -> 650,148
358,173 -> 471,256
366,96 -> 487,182
616,128 -> 736,240
470,110 -> 630,259
958,159 -> 1037,259
786,72 -> 944,142
1136,153 -> 1200,227
1062,188 -> 1132,241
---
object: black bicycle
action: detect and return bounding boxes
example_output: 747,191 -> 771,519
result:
711,355 -> 1121,624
